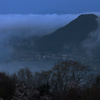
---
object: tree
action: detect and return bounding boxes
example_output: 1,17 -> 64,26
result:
17,68 -> 33,88
50,60 -> 90,93
0,72 -> 16,99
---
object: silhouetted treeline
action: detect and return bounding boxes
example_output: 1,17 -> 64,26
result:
0,60 -> 100,100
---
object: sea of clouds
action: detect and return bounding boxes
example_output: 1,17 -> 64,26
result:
0,13 -> 100,73
0,12 -> 100,62
0,14 -> 79,61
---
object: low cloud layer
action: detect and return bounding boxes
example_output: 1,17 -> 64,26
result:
0,13 -> 100,62
81,14 -> 100,64
0,14 -> 79,37
0,14 -> 79,61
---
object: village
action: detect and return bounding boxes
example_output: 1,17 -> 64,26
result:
12,51 -> 70,61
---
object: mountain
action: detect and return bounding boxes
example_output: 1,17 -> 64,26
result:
34,14 -> 98,53
9,14 -> 100,62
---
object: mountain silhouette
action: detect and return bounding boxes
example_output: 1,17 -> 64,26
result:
34,14 -> 98,53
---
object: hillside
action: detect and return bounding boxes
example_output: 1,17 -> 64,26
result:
34,14 -> 98,53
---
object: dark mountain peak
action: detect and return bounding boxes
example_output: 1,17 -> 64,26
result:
77,14 -> 97,19
34,14 -> 99,53
47,14 -> 98,37
60,14 -> 98,32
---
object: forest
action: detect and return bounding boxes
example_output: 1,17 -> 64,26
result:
0,60 -> 100,100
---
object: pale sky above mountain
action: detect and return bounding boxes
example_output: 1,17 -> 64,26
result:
0,0 -> 99,14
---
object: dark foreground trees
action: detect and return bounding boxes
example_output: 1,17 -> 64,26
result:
0,60 -> 100,100
0,72 -> 16,100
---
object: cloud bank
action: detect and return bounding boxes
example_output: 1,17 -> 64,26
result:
1,13 -> 100,63
81,13 -> 100,64
0,14 -> 79,37
0,14 -> 79,61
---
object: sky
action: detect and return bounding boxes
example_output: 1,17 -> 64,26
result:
0,0 -> 100,14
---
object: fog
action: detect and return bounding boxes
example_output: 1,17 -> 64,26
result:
0,14 -> 78,37
0,13 -> 100,73
0,14 -> 79,73
0,14 -> 79,60
82,14 -> 100,57
0,61 -> 55,74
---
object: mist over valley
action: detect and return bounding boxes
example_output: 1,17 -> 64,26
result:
0,13 -> 100,73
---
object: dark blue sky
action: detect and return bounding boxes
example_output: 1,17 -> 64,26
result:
0,0 -> 99,14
